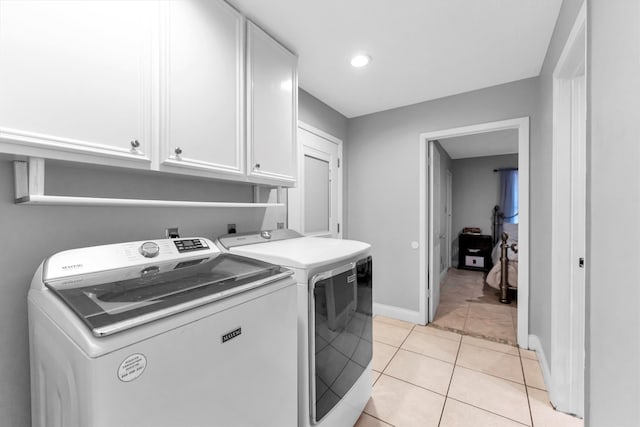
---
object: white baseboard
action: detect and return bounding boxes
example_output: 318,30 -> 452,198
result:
528,334 -> 552,396
373,303 -> 424,325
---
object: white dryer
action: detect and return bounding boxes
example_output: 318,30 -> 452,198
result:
216,230 -> 372,427
28,237 -> 298,427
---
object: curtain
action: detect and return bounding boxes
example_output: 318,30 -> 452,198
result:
499,169 -> 519,224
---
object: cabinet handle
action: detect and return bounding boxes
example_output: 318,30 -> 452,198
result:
254,163 -> 260,169
130,139 -> 141,154
174,147 -> 183,159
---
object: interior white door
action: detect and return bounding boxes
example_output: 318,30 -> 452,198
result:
445,170 -> 453,270
288,126 -> 342,238
569,72 -> 586,417
428,142 -> 442,321
550,7 -> 585,416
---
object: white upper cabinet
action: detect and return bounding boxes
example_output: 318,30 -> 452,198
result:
159,0 -> 245,179
0,0 -> 156,165
0,1 -> 299,186
246,22 -> 298,186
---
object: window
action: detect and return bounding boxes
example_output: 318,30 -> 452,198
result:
500,169 -> 518,224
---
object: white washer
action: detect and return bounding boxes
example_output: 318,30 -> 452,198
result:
216,230 -> 372,427
28,237 -> 298,427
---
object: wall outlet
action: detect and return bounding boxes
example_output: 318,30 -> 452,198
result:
277,222 -> 285,230
227,224 -> 237,234
166,227 -> 180,239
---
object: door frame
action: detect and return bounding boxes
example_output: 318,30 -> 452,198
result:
550,2 -> 586,416
418,116 -> 530,347
288,121 -> 343,238
428,141 -> 441,321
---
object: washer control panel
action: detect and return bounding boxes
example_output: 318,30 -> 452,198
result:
43,238 -> 218,281
174,238 -> 209,253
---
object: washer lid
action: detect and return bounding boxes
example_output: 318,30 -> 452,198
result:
225,236 -> 371,270
45,254 -> 292,337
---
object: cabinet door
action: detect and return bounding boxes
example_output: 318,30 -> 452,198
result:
0,1 -> 155,164
247,22 -> 297,186
159,0 -> 244,178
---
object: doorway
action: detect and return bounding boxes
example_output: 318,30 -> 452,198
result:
419,117 -> 530,347
288,122 -> 343,238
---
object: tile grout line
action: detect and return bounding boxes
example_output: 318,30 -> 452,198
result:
444,396 -> 532,427
376,324 -> 416,378
519,348 -> 535,426
365,324 -> 417,425
437,331 -> 463,426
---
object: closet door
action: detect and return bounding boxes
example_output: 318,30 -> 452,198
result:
159,0 -> 245,179
0,0 -> 155,164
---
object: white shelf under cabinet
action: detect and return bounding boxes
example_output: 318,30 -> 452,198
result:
16,195 -> 283,209
13,159 -> 283,209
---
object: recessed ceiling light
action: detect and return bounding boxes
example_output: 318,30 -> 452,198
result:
350,54 -> 371,68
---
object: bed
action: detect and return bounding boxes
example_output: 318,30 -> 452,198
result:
486,207 -> 518,303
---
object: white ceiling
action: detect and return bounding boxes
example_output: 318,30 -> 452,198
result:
227,0 -> 562,118
439,129 -> 518,159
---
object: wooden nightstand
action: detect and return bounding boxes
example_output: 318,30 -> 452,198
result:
458,234 -> 493,271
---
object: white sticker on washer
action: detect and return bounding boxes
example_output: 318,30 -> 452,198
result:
117,353 -> 147,382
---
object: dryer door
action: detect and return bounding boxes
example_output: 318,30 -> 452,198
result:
309,256 -> 372,423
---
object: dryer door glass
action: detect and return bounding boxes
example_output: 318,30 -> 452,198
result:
310,256 -> 372,423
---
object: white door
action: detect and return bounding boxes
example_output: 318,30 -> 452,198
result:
551,6 -> 585,417
288,125 -> 342,238
445,170 -> 453,270
428,142 -> 442,321
568,72 -> 586,417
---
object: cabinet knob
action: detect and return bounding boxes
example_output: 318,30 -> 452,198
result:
254,163 -> 260,169
130,139 -> 141,153
174,147 -> 183,159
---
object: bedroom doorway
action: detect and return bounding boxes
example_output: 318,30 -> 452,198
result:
418,117 -> 530,347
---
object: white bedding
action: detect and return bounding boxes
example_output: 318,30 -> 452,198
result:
487,223 -> 519,290
486,259 -> 518,290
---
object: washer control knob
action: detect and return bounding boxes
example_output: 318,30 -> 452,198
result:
260,230 -> 272,240
139,242 -> 160,258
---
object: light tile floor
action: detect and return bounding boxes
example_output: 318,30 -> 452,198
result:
433,268 -> 518,345
355,316 -> 583,427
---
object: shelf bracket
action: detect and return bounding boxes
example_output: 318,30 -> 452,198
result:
14,157 -> 45,202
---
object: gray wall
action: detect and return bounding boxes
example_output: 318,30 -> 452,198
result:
533,0 -> 584,368
0,160 -> 285,426
346,77 -> 538,313
451,154 -> 518,237
587,1 -> 640,425
298,88 -> 347,142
